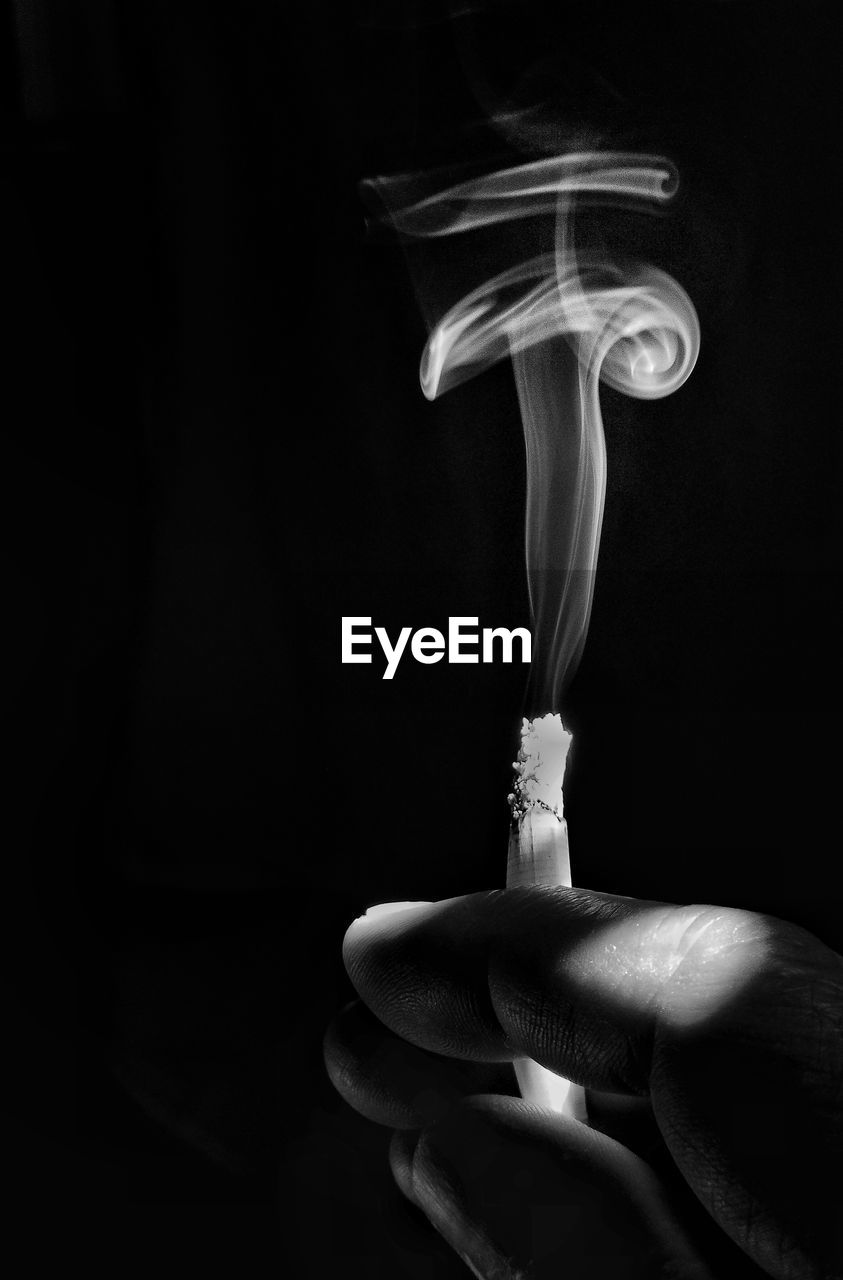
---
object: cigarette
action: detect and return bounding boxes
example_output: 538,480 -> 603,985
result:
507,713 -> 587,1120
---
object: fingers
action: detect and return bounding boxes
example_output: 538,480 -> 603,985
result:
389,1094 -> 726,1280
343,887 -> 843,1277
323,999 -> 518,1129
343,887 -> 842,1085
325,999 -> 669,1170
342,887 -> 771,1091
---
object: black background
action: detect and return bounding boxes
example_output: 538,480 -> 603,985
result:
6,1 -> 840,1274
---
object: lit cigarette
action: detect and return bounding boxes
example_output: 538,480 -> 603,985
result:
507,713 -> 587,1120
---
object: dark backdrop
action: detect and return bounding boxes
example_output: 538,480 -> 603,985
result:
6,1 -> 839,1275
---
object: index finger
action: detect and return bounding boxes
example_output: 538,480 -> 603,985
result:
342,886 -> 837,1094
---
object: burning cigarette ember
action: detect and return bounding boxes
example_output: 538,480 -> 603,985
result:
507,713 -> 584,1116
507,713 -> 572,889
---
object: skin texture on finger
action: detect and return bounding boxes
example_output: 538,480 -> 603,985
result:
389,1094 -> 733,1280
344,889 -> 649,1077
344,887 -> 843,1278
324,999 -> 518,1128
326,999 -> 668,1167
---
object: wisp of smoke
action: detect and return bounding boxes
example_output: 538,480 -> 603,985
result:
364,152 -> 700,710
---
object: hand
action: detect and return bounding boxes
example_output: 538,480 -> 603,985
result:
324,888 -> 843,1279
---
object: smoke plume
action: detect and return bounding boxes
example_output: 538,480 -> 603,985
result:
365,152 -> 700,710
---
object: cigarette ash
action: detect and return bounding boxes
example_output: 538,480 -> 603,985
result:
508,713 -> 573,825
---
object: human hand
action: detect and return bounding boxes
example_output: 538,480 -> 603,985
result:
324,888 -> 843,1279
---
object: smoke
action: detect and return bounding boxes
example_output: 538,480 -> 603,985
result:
364,152 -> 700,711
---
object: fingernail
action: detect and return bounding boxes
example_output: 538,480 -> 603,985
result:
343,901 -> 442,957
388,1129 -> 419,1202
357,900 -> 434,923
410,1106 -> 522,1280
390,1124 -> 505,1280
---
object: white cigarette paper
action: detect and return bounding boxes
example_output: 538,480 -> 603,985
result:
507,713 -> 587,1119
